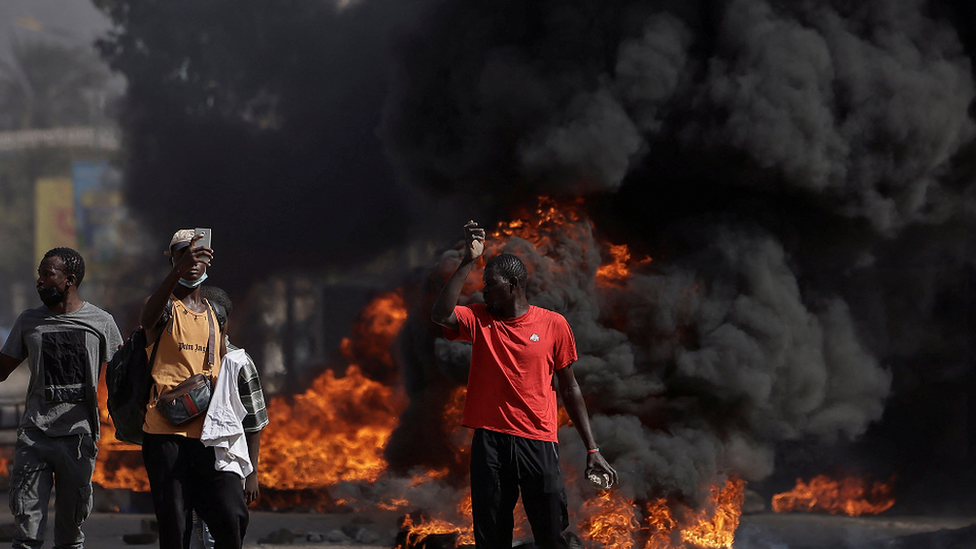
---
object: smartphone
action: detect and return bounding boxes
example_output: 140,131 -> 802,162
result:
194,228 -> 212,263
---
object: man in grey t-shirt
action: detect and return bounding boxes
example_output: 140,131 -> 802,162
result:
0,247 -> 123,549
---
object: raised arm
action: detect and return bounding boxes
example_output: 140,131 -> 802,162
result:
431,221 -> 485,332
141,234 -> 211,341
556,365 -> 619,487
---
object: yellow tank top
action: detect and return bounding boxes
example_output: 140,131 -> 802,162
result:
143,297 -> 222,438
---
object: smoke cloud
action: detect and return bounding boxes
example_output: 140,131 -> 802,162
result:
382,0 -> 975,230
102,0 -> 976,515
390,217 -> 890,505
690,0 -> 975,233
379,0 -> 976,508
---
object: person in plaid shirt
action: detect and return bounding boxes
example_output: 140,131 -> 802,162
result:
189,286 -> 268,549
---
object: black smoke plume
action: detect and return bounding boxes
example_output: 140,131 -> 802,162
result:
381,0 -> 976,509
98,0 -> 976,511
96,0 -> 428,292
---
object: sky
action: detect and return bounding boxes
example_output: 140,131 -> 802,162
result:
0,0 -> 110,59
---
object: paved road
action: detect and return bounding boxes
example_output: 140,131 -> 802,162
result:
0,506 -> 403,548
0,500 -> 972,548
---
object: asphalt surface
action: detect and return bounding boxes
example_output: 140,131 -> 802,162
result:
0,504 -> 403,548
0,497 -> 972,548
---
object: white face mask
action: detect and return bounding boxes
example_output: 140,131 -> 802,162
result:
178,272 -> 208,288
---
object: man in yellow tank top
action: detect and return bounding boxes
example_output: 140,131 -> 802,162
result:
140,229 -> 247,549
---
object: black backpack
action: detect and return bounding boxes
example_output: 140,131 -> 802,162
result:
105,326 -> 159,444
105,298 -> 226,445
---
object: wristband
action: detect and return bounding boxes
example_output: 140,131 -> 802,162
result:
587,448 -> 600,454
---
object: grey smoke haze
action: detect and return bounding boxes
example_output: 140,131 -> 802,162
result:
379,0 -> 976,510
691,0 -> 974,233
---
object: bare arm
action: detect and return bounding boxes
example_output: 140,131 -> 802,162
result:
0,353 -> 22,382
244,430 -> 261,504
556,365 -> 619,486
141,235 -> 212,342
431,221 -> 485,332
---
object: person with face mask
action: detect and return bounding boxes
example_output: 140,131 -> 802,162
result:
139,229 -> 248,549
0,247 -> 123,549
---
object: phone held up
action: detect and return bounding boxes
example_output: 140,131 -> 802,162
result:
194,228 -> 212,263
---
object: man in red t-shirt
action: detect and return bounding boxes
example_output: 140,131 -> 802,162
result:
432,221 -> 618,549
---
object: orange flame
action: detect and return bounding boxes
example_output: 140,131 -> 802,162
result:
444,386 -> 466,423
93,367 -> 150,492
577,478 -> 744,549
397,488 -> 540,548
0,446 -> 12,479
392,491 -> 474,548
396,513 -> 466,549
90,198 -> 751,549
92,289 -> 410,504
771,474 -> 895,516
259,291 -> 409,492
644,498 -> 679,549
581,491 -> 641,549
485,197 -> 651,292
490,197 -> 587,243
679,478 -> 745,549
340,290 -> 409,376
596,244 -> 652,286
259,364 -> 403,490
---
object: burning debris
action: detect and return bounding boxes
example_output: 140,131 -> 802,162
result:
772,473 -> 896,517
382,197 -> 890,547
376,0 -> 976,520
94,0 -> 976,521
96,0 -> 976,536
80,196 -> 902,547
574,478 -> 745,549
395,512 -> 472,549
93,374 -> 149,493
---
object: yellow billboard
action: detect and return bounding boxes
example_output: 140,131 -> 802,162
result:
35,177 -> 76,261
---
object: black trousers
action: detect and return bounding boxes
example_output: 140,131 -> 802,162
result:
470,429 -> 570,549
143,433 -> 249,549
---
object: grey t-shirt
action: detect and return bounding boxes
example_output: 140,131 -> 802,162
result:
0,302 -> 123,439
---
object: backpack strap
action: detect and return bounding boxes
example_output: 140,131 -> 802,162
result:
155,299 -> 174,333
148,326 -> 163,370
207,299 -> 227,332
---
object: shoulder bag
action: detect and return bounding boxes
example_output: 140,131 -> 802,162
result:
155,299 -> 217,426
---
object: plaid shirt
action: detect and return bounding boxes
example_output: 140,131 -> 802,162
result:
228,341 -> 269,433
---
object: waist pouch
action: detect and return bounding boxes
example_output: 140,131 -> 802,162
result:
157,373 -> 213,426
155,298 -> 218,426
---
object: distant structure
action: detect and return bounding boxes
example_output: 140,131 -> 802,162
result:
0,127 -> 119,152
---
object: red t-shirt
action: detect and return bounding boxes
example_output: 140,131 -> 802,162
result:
445,303 -> 578,442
